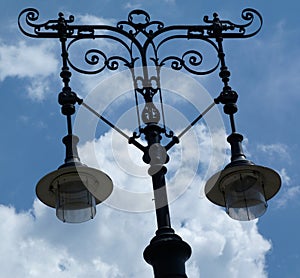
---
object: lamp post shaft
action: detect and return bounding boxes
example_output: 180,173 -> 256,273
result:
142,124 -> 192,277
151,168 -> 171,230
143,124 -> 172,230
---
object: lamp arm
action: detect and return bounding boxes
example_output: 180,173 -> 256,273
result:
78,99 -> 146,152
164,101 -> 217,151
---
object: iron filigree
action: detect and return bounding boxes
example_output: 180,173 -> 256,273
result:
18,7 -> 263,139
18,8 -> 262,76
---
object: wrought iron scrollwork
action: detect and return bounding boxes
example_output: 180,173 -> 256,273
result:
158,47 -> 219,75
18,8 -> 76,38
18,7 -> 263,76
18,7 -> 263,139
202,8 -> 263,38
117,9 -> 164,37
66,46 -> 134,75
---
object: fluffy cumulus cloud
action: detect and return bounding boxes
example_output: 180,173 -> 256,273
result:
0,40 -> 59,101
0,124 -> 271,277
0,41 -> 58,80
0,203 -> 134,278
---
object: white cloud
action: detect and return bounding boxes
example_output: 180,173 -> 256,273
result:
0,40 -> 59,101
123,2 -> 143,9
257,143 -> 290,161
0,122 -> 272,277
0,41 -> 58,81
77,14 -> 115,26
275,186 -> 300,209
0,204 -> 124,278
273,168 -> 300,209
123,0 -> 175,9
270,168 -> 300,209
278,168 -> 291,185
26,79 -> 51,102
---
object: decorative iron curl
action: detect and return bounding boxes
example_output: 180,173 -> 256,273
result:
66,48 -> 133,74
65,33 -> 136,74
203,8 -> 262,38
159,46 -> 219,75
117,9 -> 164,37
240,8 -> 263,36
84,49 -> 107,73
18,8 -> 75,38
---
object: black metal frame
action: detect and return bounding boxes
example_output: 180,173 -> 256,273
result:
18,8 -> 263,277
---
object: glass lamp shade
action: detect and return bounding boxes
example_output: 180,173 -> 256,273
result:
55,172 -> 97,223
205,165 -> 281,221
36,165 -> 113,223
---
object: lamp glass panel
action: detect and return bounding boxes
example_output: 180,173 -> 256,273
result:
55,179 -> 96,223
223,172 -> 267,221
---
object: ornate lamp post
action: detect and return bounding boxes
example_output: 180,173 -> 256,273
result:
18,8 -> 281,277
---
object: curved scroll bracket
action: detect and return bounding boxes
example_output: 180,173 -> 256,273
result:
18,8 -> 77,38
18,7 -> 263,76
202,8 -> 263,38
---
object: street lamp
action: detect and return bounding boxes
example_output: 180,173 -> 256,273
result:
35,134 -> 113,223
18,7 -> 281,277
205,132 -> 281,221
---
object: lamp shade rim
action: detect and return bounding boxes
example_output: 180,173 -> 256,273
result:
36,165 -> 113,208
204,164 -> 281,207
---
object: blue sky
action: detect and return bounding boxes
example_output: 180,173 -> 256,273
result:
0,0 -> 299,277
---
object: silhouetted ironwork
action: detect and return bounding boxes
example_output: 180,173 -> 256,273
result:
18,8 -> 271,278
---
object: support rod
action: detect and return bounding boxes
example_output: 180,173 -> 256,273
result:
165,101 -> 216,151
79,100 -> 145,151
177,101 -> 216,139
